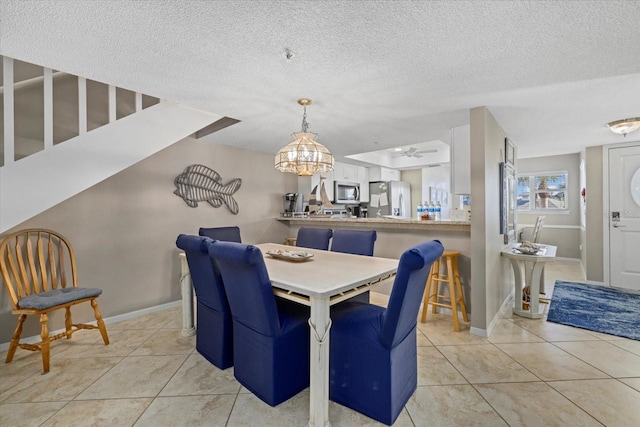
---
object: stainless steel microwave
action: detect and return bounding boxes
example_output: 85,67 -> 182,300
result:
334,181 -> 361,204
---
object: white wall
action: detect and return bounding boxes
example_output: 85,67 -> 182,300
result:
421,164 -> 452,219
0,136 -> 297,344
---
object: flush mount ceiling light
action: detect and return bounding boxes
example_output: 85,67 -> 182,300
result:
275,98 -> 334,176
607,117 -> 640,137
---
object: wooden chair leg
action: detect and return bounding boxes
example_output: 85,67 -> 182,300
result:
6,314 -> 26,364
421,264 -> 435,322
431,258 -> 440,314
40,313 -> 50,374
446,257 -> 460,332
65,307 -> 73,339
92,299 -> 109,345
453,257 -> 469,322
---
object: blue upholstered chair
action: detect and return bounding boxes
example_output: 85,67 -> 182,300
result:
329,240 -> 444,425
331,229 -> 377,303
330,229 -> 377,256
207,240 -> 310,406
176,234 -> 233,369
198,226 -> 242,243
296,227 -> 332,250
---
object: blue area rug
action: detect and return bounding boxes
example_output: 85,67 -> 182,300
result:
547,281 -> 640,341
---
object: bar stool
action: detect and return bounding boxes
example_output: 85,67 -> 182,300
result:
420,250 -> 468,331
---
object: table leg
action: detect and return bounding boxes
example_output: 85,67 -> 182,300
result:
308,296 -> 331,427
510,258 -> 524,311
179,255 -> 196,337
529,262 -> 545,316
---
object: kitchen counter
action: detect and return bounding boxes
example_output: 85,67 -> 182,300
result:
276,216 -> 470,233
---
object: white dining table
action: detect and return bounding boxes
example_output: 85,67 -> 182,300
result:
178,243 -> 398,426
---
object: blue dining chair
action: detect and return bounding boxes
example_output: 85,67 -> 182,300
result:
175,234 -> 233,369
330,229 -> 377,303
198,226 -> 242,243
207,240 -> 310,406
329,239 -> 444,425
330,229 -> 377,256
296,227 -> 332,250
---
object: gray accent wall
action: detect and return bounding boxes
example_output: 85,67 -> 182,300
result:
470,107 -> 513,334
0,136 -> 297,344
584,146 -> 604,282
517,153 -> 581,258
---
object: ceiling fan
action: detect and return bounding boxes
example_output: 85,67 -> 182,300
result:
398,147 -> 438,158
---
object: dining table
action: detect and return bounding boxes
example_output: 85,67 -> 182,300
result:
178,243 -> 398,426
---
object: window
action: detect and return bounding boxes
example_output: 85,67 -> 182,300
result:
517,171 -> 568,212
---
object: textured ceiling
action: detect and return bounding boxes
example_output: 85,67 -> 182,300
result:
1,0 -> 639,164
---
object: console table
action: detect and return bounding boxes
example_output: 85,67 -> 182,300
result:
501,243 -> 557,318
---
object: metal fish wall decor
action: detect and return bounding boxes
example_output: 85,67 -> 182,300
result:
174,164 -> 242,214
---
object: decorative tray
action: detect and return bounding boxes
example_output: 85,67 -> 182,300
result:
513,242 -> 543,255
266,250 -> 314,262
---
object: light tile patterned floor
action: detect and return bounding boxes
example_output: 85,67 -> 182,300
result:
1,259 -> 639,426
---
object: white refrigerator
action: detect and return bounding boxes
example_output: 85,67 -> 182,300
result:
368,181 -> 412,218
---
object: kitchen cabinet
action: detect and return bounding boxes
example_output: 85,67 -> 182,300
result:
451,125 -> 471,195
369,166 -> 401,182
334,163 -> 359,182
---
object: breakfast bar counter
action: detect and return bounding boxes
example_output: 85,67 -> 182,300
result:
276,216 -> 470,233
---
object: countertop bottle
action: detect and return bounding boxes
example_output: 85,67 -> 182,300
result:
421,201 -> 430,221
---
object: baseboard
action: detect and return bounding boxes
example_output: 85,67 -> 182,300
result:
585,280 -> 605,286
469,326 -> 488,337
0,300 -> 182,352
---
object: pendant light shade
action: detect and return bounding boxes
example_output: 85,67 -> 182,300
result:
275,99 -> 334,176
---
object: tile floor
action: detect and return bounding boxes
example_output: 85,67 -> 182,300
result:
1,260 -> 639,426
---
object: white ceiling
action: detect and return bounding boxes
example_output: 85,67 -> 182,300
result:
1,1 -> 639,166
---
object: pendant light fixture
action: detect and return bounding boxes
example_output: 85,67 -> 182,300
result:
275,98 -> 334,176
607,117 -> 640,137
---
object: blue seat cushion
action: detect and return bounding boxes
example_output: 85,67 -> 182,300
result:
18,287 -> 102,310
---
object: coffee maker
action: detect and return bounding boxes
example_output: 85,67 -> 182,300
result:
283,193 -> 304,213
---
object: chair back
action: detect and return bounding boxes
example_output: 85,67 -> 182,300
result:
296,227 -> 332,250
330,229 -> 377,256
207,241 -> 281,336
198,226 -> 242,243
531,216 -> 545,243
0,229 -> 78,308
176,234 -> 229,312
380,240 -> 444,348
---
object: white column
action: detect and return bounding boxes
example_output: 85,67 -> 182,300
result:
43,68 -> 53,149
108,85 -> 116,123
3,57 -> 15,165
78,77 -> 87,134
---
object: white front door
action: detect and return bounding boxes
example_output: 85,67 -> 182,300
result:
609,144 -> 640,290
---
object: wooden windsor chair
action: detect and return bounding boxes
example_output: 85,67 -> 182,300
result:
0,229 -> 109,373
